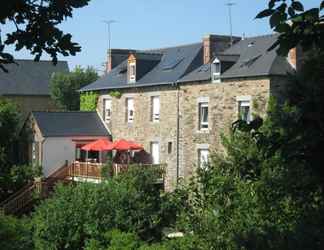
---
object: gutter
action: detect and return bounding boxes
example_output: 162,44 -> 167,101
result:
173,81 -> 180,186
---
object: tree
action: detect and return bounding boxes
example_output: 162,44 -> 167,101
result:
257,1 -> 324,55
0,0 -> 90,72
50,66 -> 99,110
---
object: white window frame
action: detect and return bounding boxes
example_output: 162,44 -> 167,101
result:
103,98 -> 112,123
150,141 -> 160,164
237,96 -> 252,123
198,101 -> 209,131
151,96 -> 160,122
129,62 -> 136,83
126,97 -> 134,123
212,58 -> 221,83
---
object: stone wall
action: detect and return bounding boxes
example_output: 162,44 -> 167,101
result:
97,86 -> 179,189
96,76 -> 285,189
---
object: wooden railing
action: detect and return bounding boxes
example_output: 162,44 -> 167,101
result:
0,163 -> 71,215
69,162 -> 102,179
68,161 -> 166,182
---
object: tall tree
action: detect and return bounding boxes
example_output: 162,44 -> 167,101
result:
50,66 -> 99,111
257,0 -> 324,55
0,0 -> 90,72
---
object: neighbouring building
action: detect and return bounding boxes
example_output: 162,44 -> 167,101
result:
79,33 -> 296,190
0,59 -> 69,121
26,111 -> 110,177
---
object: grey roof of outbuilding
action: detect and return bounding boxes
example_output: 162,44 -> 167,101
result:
32,111 -> 110,137
80,43 -> 203,91
0,60 -> 69,96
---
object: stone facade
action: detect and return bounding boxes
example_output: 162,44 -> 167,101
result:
96,76 -> 286,189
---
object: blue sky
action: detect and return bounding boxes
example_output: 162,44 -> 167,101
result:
2,0 -> 320,73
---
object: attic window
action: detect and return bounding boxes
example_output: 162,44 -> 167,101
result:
212,58 -> 221,83
129,62 -> 136,83
162,57 -> 184,70
240,55 -> 261,68
198,64 -> 210,72
248,42 -> 255,48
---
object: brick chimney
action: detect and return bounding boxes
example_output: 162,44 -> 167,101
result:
106,49 -> 135,73
202,34 -> 240,64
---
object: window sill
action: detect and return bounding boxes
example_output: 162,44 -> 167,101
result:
196,129 -> 210,134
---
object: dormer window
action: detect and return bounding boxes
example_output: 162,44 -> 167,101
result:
129,62 -> 136,83
212,58 -> 221,83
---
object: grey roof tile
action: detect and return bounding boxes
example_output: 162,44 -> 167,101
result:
32,111 -> 110,137
0,60 -> 69,96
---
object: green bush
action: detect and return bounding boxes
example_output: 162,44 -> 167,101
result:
0,215 -> 33,250
32,167 -> 180,249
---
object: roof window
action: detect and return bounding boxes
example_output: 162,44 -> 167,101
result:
161,57 -> 184,70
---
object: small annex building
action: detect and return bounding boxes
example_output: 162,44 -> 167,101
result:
27,111 -> 110,177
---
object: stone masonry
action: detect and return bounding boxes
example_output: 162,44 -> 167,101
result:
96,76 -> 286,189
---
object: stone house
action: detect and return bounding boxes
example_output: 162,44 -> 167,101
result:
80,34 -> 296,189
0,59 -> 69,121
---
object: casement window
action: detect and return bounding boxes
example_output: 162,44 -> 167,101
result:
238,100 -> 251,123
150,142 -> 160,164
129,62 -> 136,83
198,102 -> 209,130
126,98 -> 134,123
151,96 -> 160,122
103,99 -> 112,123
198,149 -> 209,169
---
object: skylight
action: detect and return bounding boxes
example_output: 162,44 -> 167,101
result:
161,57 -> 184,70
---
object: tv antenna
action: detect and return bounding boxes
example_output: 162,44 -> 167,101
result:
226,1 -> 236,45
103,20 -> 117,72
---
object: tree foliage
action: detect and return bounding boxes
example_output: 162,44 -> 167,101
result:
257,0 -> 324,55
80,91 -> 99,111
0,0 -> 90,72
50,66 -> 99,110
32,167 -> 180,250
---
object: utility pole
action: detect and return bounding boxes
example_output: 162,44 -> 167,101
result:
226,1 -> 236,45
103,20 -> 117,72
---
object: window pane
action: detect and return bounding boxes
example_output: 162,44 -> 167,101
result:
239,101 -> 251,122
151,142 -> 160,164
198,149 -> 209,168
127,98 -> 134,122
199,102 -> 208,130
104,99 -> 112,122
152,96 -> 160,121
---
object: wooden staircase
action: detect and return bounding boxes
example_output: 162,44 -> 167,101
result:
0,162 -> 71,216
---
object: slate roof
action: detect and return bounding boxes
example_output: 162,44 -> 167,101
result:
0,60 -> 69,96
80,43 -> 203,91
32,111 -> 110,137
80,34 -> 293,91
220,34 -> 294,79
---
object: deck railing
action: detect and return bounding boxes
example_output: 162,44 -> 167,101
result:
69,161 -> 166,182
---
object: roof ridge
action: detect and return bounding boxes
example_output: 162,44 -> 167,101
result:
143,42 -> 202,52
13,59 -> 68,63
244,33 -> 278,40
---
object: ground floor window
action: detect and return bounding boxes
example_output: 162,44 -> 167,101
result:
150,142 -> 160,164
198,148 -> 209,168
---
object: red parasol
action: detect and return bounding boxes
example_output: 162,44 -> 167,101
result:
112,139 -> 144,151
81,138 -> 114,151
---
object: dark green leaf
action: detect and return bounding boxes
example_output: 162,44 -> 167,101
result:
270,11 -> 284,28
256,9 -> 275,19
321,1 -> 324,10
292,1 -> 304,12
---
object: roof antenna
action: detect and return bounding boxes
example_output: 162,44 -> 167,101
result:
103,20 -> 117,73
226,1 -> 236,46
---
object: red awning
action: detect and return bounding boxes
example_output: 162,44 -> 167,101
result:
81,138 -> 113,152
112,139 -> 144,151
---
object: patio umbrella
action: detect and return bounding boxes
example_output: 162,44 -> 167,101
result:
81,138 -> 114,152
112,139 -> 144,151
